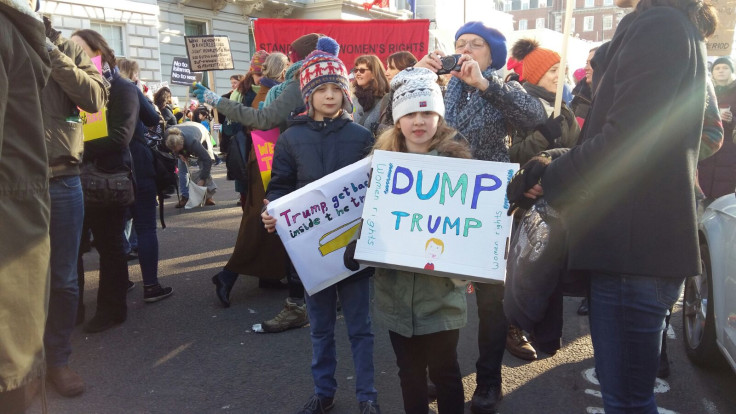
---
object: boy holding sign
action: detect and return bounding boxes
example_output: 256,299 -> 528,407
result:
260,37 -> 380,414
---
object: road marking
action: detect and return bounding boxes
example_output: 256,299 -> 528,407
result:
153,342 -> 192,367
653,378 -> 671,393
585,389 -> 602,398
587,408 -> 605,413
583,368 -> 599,385
583,367 -> 677,413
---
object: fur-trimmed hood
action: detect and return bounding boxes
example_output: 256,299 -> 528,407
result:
0,0 -> 48,76
436,135 -> 473,160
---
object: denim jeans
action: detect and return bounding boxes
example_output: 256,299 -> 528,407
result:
305,276 -> 377,402
473,282 -> 508,388
389,329 -> 464,414
45,175 -> 84,366
589,272 -> 684,414
178,159 -> 189,198
131,176 -> 159,286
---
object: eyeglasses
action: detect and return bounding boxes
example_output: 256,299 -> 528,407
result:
353,68 -> 371,74
455,39 -> 487,51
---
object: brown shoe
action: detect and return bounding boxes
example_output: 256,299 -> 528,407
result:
204,198 -> 216,206
47,365 -> 85,397
506,325 -> 537,361
175,197 -> 188,208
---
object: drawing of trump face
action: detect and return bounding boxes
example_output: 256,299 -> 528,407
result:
425,238 -> 445,262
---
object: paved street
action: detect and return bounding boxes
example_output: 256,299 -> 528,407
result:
29,166 -> 736,414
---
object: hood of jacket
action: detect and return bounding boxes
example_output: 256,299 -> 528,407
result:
0,0 -> 48,86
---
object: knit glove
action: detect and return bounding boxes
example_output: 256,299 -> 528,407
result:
507,153 -> 551,215
536,114 -> 564,146
343,240 -> 360,271
191,83 -> 221,106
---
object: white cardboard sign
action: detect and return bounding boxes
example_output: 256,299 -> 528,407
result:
267,157 -> 372,295
355,150 -> 518,284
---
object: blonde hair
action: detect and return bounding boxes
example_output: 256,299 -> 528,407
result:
165,127 -> 184,151
425,238 -> 445,252
116,58 -> 139,81
262,52 -> 289,82
374,116 -> 459,153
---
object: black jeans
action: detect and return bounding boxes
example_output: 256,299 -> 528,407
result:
81,206 -> 128,320
474,282 -> 508,388
389,329 -> 464,414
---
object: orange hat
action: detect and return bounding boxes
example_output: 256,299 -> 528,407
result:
510,39 -> 560,85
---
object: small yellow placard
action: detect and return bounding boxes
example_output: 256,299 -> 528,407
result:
81,108 -> 109,142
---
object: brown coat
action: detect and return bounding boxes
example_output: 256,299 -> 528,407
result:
223,84 -> 287,280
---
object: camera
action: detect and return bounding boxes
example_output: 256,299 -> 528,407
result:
436,54 -> 462,75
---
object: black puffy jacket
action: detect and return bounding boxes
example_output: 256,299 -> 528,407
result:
266,111 -> 374,201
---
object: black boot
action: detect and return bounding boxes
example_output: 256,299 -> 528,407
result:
212,271 -> 234,308
470,384 -> 502,414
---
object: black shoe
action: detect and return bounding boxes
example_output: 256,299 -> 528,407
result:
296,394 -> 334,414
83,314 -> 125,333
143,284 -> 174,303
577,298 -> 589,316
470,384 -> 502,414
359,400 -> 380,414
212,271 -> 233,308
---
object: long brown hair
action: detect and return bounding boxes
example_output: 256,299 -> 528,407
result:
236,72 -> 256,96
636,0 -> 717,37
387,51 -> 418,72
373,116 -> 469,157
71,29 -> 117,69
352,55 -> 390,96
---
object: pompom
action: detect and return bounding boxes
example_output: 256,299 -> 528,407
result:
316,36 -> 340,57
511,38 -> 540,61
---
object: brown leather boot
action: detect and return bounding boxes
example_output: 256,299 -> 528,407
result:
506,325 -> 537,361
47,365 -> 85,397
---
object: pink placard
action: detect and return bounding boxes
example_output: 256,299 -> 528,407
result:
91,55 -> 103,73
251,128 -> 280,173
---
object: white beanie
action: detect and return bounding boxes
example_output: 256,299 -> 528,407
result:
390,67 -> 445,122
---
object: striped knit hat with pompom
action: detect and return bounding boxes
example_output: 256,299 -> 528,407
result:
299,36 -> 353,117
511,38 -> 560,85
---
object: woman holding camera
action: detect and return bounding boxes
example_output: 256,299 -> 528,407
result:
415,21 -> 546,414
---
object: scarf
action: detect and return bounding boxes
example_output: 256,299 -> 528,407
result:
101,61 -> 117,83
353,85 -> 377,112
264,60 -> 303,107
260,77 -> 281,89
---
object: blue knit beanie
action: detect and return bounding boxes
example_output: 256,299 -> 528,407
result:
455,22 -> 507,70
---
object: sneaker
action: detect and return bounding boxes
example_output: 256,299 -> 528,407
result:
262,297 -> 308,333
46,365 -> 85,397
506,325 -> 537,361
470,384 -> 502,414
175,197 -> 188,208
359,400 -> 381,414
127,280 -> 136,292
296,394 -> 334,414
143,284 -> 174,303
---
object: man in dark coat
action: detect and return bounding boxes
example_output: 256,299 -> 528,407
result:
508,0 -> 718,411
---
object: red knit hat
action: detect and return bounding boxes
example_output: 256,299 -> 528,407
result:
511,39 -> 560,85
250,50 -> 269,74
299,37 -> 352,116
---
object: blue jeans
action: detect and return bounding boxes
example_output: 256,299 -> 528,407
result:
45,175 -> 84,366
305,276 -> 377,402
131,176 -> 159,286
178,159 -> 188,198
589,272 -> 684,414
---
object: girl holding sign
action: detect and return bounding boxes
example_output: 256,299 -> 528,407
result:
364,67 -> 472,414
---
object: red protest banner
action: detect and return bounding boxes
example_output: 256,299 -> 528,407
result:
253,19 -> 430,69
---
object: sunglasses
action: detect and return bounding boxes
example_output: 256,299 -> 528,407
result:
353,68 -> 371,74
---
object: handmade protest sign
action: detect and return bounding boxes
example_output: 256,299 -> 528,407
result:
80,55 -> 107,141
267,157 -> 372,295
184,35 -> 234,72
251,128 -> 280,190
170,57 -> 203,86
355,150 -> 518,284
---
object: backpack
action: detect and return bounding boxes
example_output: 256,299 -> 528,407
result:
225,129 -> 250,184
144,124 -> 178,228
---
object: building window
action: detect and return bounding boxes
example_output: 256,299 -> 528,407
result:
570,17 -> 576,31
519,19 -> 528,30
603,0 -> 613,5
603,15 -> 613,29
184,19 -> 209,87
583,16 -> 595,31
504,0 -> 512,11
585,0 -> 595,7
536,17 -> 545,28
538,0 -> 546,7
521,0 -> 529,10
90,23 -> 124,57
512,0 -> 520,10
554,14 -> 562,31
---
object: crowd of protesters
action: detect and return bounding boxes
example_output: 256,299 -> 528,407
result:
0,0 -> 728,413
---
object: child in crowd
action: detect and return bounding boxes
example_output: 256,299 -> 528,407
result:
260,37 -> 380,414
354,67 -> 472,414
